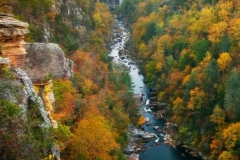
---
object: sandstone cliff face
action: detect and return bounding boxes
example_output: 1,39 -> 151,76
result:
24,43 -> 73,83
0,13 -> 29,67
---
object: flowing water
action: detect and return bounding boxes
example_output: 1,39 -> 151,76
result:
109,20 -> 202,160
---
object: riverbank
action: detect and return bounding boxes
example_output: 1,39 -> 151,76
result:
125,93 -> 208,160
125,95 -> 175,159
110,18 -> 207,160
149,98 -> 208,160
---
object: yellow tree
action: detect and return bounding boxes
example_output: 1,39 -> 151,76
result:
187,87 -> 205,110
216,1 -> 233,21
191,53 -> 212,84
218,151 -> 238,160
172,97 -> 186,125
138,41 -> 147,55
93,13 -> 104,28
69,107 -> 119,160
208,21 -> 228,44
93,3 -> 114,39
228,18 -> 240,47
217,52 -> 232,72
188,6 -> 216,43
224,123 -> 240,148
219,122 -> 240,159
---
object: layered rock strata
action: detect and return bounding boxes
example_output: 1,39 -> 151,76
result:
0,57 -> 10,67
0,13 -> 29,67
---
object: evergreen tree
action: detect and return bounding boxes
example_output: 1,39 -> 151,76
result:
224,68 -> 240,118
193,39 -> 210,64
203,59 -> 219,91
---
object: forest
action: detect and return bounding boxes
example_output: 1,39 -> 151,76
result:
1,0 -> 240,159
0,0 -> 137,159
119,0 -> 240,159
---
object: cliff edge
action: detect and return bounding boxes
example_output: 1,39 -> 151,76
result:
0,13 -> 73,160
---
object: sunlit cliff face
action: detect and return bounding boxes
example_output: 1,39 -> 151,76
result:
0,13 -> 29,67
0,13 -> 74,159
0,13 -> 73,120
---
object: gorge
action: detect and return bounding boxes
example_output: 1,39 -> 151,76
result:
110,18 -> 206,160
2,0 -> 240,159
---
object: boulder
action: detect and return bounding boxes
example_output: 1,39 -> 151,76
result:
124,143 -> 138,154
24,43 -> 73,83
128,154 -> 139,160
132,129 -> 156,141
145,117 -> 150,122
153,126 -> 159,130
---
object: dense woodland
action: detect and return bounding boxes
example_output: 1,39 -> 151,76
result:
119,0 -> 240,159
1,0 -> 240,159
0,0 -> 138,159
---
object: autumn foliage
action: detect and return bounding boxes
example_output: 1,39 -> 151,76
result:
68,107 -> 120,160
120,0 -> 240,159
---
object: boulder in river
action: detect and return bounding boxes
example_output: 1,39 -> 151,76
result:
124,142 -> 139,154
132,129 -> 156,142
145,117 -> 150,122
128,154 -> 139,160
120,56 -> 125,60
153,126 -> 159,130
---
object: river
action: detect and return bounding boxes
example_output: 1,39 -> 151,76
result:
109,19 -> 202,160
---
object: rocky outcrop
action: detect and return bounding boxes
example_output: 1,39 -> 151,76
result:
125,125 -> 157,155
0,57 -> 10,65
0,66 -> 60,159
0,13 -> 29,67
15,68 -> 60,159
15,68 -> 52,127
0,13 -> 74,160
24,43 -> 73,83
132,128 -> 156,141
53,0 -> 85,29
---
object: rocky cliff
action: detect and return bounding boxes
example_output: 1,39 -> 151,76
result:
24,43 -> 73,83
0,13 -> 73,159
0,13 -> 29,67
54,0 -> 85,29
41,0 -> 86,43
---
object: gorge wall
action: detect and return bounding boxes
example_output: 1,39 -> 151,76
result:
0,13 -> 73,159
0,13 -> 28,67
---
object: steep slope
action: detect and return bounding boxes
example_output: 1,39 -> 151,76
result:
0,13 -> 74,159
1,1 -> 139,160
119,0 -> 240,159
